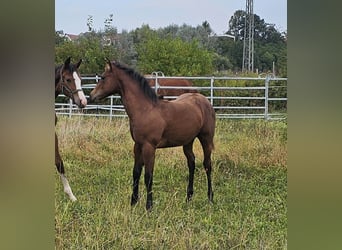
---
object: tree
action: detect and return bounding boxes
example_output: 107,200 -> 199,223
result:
210,36 -> 242,72
201,20 -> 213,36
56,13 -> 120,74
136,36 -> 213,76
132,24 -> 156,44
227,10 -> 285,44
55,30 -> 68,45
227,10 -> 246,40
226,10 -> 287,75
87,15 -> 94,32
55,31 -> 119,74
104,14 -> 114,32
116,30 -> 138,67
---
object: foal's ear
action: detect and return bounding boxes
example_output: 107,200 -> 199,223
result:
76,59 -> 82,69
104,57 -> 112,72
64,57 -> 71,66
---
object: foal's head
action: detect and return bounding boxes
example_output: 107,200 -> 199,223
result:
89,58 -> 119,102
89,58 -> 157,104
56,57 -> 87,108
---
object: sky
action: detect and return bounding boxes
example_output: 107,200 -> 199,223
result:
55,0 -> 287,35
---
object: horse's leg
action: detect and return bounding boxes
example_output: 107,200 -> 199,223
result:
183,140 -> 195,202
198,135 -> 214,203
142,143 -> 156,211
55,132 -> 77,201
131,143 -> 144,206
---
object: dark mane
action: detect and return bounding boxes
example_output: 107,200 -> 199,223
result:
113,61 -> 157,103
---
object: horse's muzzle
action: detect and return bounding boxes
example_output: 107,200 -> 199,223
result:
88,92 -> 100,104
88,95 -> 97,104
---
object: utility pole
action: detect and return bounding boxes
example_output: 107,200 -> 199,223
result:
242,0 -> 254,72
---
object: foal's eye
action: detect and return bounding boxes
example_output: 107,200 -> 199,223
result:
66,79 -> 72,83
101,76 -> 105,80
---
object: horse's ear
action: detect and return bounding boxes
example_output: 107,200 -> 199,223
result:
76,59 -> 82,69
64,57 -> 71,66
104,58 -> 112,72
105,57 -> 111,65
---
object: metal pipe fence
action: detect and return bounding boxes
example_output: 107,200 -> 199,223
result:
55,74 -> 287,120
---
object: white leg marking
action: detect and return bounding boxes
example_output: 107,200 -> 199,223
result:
73,71 -> 87,106
60,174 -> 77,201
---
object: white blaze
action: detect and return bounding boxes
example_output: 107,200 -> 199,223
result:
73,71 -> 87,106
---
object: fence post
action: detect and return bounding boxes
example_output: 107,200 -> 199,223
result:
155,76 -> 159,94
152,71 -> 163,94
264,75 -> 270,120
69,98 -> 72,118
210,77 -> 214,105
110,96 -> 113,121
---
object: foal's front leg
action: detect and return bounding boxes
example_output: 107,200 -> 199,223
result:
131,143 -> 143,206
142,143 -> 156,211
55,132 -> 77,201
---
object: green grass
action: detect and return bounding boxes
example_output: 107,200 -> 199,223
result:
55,116 -> 287,249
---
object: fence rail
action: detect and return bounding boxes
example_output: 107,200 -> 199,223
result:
55,75 -> 287,120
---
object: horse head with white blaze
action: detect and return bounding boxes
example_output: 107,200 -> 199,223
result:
55,57 -> 87,108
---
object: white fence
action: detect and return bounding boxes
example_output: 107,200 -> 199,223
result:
55,74 -> 287,120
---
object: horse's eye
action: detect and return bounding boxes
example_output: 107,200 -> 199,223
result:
66,79 -> 72,83
101,76 -> 105,80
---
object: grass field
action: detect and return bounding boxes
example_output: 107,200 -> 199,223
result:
55,116 -> 287,249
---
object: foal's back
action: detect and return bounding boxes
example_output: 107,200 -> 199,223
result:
170,93 -> 215,125
156,93 -> 215,148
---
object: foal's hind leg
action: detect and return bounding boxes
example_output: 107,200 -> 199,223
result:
55,132 -> 77,201
198,136 -> 214,203
183,140 -> 195,202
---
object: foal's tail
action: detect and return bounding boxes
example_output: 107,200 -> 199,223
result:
203,96 -> 216,151
209,112 -> 216,152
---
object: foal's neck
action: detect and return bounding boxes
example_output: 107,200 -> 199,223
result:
119,74 -> 156,118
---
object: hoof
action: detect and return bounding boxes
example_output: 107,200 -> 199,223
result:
208,192 -> 214,204
131,195 -> 139,206
186,194 -> 193,202
186,190 -> 194,202
69,195 -> 77,202
146,201 -> 153,211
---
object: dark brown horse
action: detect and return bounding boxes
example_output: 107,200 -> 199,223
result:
55,57 -> 87,201
147,78 -> 198,98
89,60 -> 215,210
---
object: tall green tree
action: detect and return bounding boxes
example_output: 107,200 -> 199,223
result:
227,10 -> 285,44
131,24 -> 156,44
55,32 -> 118,74
136,36 -> 213,76
226,10 -> 287,75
